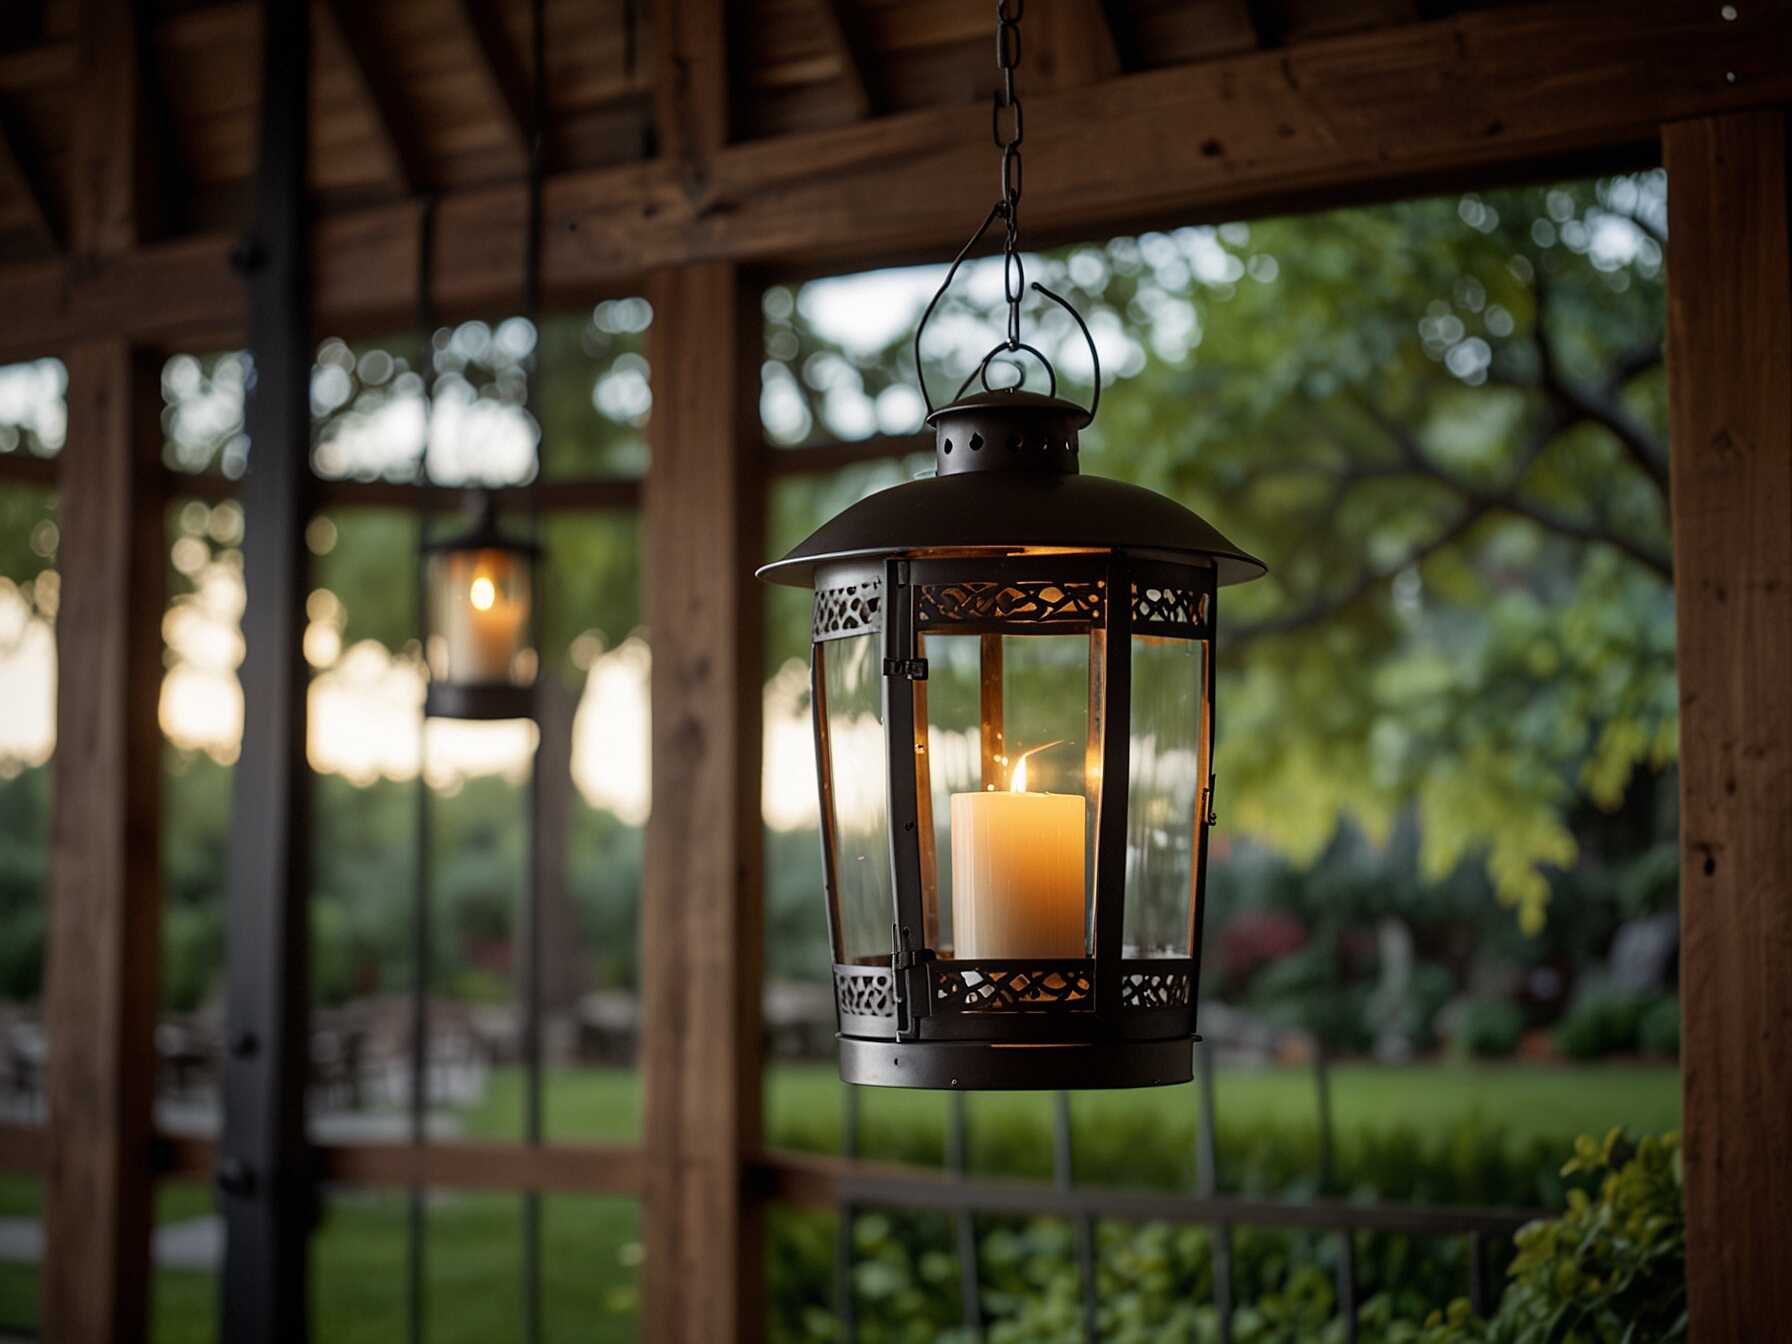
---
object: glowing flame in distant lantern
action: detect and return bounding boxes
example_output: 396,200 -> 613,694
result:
469,575 -> 496,610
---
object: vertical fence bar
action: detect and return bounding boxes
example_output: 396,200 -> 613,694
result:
409,524 -> 432,1344
949,1093 -> 981,1333
1467,1231 -> 1490,1318
837,1084 -> 861,1343
1336,1229 -> 1358,1342
1196,1042 -> 1232,1344
1053,1091 -> 1101,1342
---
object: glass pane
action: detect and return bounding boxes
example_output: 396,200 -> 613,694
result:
427,546 -> 535,688
541,303 -> 651,479
924,633 -> 1092,960
0,1173 -> 42,1333
822,634 -> 890,963
1125,635 -> 1205,958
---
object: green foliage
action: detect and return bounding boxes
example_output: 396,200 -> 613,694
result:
1450,999 -> 1526,1060
767,177 -> 1675,931
1421,1131 -> 1686,1344
1553,988 -> 1649,1061
1636,997 -> 1679,1059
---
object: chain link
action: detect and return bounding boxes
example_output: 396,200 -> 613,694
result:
994,0 -> 1025,349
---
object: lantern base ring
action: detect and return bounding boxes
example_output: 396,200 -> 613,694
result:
424,682 -> 537,721
836,1035 -> 1195,1091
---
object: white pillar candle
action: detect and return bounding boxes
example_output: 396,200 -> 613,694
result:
443,564 -> 525,683
950,760 -> 1085,959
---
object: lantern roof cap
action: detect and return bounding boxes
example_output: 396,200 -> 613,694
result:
756,463 -> 1267,588
421,490 -> 541,556
925,387 -> 1092,427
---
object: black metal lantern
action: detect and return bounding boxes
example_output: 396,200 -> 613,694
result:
422,492 -> 540,720
755,0 -> 1266,1090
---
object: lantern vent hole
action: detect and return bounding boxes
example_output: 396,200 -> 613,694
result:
970,433 -> 984,451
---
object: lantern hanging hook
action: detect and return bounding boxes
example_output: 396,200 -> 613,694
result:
911,0 -> 1101,426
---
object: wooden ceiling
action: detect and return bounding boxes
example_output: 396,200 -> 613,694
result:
0,0 -> 1499,265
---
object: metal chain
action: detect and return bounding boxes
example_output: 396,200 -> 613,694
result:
994,0 -> 1025,349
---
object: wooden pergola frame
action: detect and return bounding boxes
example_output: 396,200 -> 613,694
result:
0,0 -> 1788,1340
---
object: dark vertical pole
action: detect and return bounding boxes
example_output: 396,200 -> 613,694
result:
948,1094 -> 981,1334
410,519 -> 432,1344
1092,555 -> 1131,1018
836,1084 -> 860,1343
1195,1043 -> 1232,1344
1467,1231 -> 1490,1318
1336,1229 -> 1358,1341
1053,1092 -> 1100,1343
220,0 -> 313,1336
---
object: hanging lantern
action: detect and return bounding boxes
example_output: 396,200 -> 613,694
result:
756,0 -> 1266,1090
423,493 -> 540,720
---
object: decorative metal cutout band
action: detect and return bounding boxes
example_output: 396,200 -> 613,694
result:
916,581 -> 1105,629
813,578 -> 884,642
1120,969 -> 1193,1009
1132,583 -> 1209,636
835,965 -> 897,1020
932,962 -> 1093,1011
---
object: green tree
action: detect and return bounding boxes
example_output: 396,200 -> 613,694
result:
765,175 -> 1673,933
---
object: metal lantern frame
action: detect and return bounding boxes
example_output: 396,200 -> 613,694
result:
421,491 -> 542,721
760,391 -> 1265,1090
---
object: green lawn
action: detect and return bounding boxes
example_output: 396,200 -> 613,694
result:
0,1060 -> 1678,1342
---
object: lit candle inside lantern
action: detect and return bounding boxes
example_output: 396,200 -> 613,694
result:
950,743 -> 1085,958
442,553 -> 525,683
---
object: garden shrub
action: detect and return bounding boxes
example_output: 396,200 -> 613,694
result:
1448,999 -> 1525,1060
1553,989 -> 1648,1060
1637,996 -> 1679,1058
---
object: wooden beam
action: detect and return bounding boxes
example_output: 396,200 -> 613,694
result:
1039,0 -> 1123,89
641,261 -> 765,1344
1664,108 -> 1792,1343
68,0 -> 153,255
453,0 -> 535,168
812,0 -> 882,119
320,0 -> 433,195
652,0 -> 731,166
0,0 -> 1787,359
42,342 -> 165,1344
0,96 -> 61,250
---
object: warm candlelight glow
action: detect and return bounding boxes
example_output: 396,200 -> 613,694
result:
469,574 -> 496,611
951,740 -> 1084,959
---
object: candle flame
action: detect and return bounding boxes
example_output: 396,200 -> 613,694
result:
1010,740 -> 1064,794
469,575 -> 497,611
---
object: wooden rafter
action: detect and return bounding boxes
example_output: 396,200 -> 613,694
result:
812,0 -> 883,120
652,0 -> 733,165
321,0 -> 432,195
1243,0 -> 1292,50
0,0 -> 1779,362
454,0 -> 535,167
0,95 -> 60,250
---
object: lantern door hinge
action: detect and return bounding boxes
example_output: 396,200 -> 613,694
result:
884,656 -> 929,680
1205,773 -> 1218,826
891,924 -> 935,1038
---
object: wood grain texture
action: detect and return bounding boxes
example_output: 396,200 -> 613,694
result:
321,0 -> 435,194
42,341 -> 164,1344
1664,109 -> 1792,1343
68,0 -> 150,253
641,261 -> 766,1344
652,0 -> 732,165
1,0 -> 1787,360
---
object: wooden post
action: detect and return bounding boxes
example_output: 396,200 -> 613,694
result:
43,343 -> 164,1344
1664,108 -> 1792,1340
641,260 -> 765,1344
42,1 -> 164,1339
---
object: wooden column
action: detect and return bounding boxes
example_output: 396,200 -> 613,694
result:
1664,108 -> 1792,1340
43,343 -> 164,1344
641,260 -> 765,1344
42,1 -> 164,1339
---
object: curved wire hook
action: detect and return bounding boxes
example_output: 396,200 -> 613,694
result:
1031,282 -> 1100,424
914,202 -> 1004,418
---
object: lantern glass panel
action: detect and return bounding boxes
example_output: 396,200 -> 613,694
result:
1124,634 -> 1207,957
920,631 -> 1093,960
426,546 -> 534,686
821,632 -> 893,963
